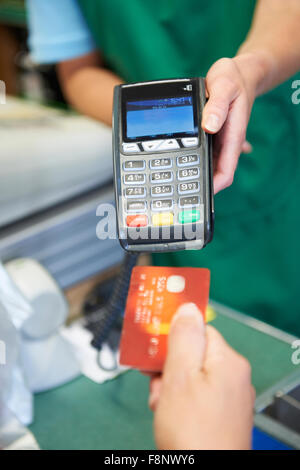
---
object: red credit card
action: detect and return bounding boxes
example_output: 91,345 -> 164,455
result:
119,266 -> 210,371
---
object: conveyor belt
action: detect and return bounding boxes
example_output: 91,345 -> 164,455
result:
0,185 -> 124,288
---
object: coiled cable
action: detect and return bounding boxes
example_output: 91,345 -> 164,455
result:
91,252 -> 139,350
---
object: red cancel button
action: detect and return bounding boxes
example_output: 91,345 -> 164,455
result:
126,214 -> 148,227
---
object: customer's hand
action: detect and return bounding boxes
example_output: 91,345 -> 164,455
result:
203,55 -> 261,194
149,303 -> 255,450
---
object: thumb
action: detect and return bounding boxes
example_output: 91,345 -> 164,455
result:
163,303 -> 206,381
202,73 -> 239,134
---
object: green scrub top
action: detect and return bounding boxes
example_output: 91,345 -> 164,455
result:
78,0 -> 300,336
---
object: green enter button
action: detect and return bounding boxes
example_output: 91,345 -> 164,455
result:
179,210 -> 201,224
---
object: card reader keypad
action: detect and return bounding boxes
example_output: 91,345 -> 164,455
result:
127,201 -> 147,212
122,138 -> 199,155
123,160 -> 145,171
124,174 -> 145,184
150,158 -> 172,169
177,155 -> 199,166
178,181 -> 200,194
123,153 -> 202,227
178,168 -> 200,180
151,185 -> 173,197
179,196 -> 200,208
151,171 -> 173,183
125,187 -> 146,198
151,199 -> 173,211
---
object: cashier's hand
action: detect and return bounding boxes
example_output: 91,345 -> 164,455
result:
202,57 -> 257,194
149,303 -> 255,450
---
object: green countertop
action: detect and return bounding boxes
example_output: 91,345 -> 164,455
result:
29,302 -> 299,450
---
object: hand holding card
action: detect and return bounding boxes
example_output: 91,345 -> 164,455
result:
119,266 -> 210,371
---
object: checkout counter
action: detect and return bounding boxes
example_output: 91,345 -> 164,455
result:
0,98 -> 124,288
28,302 -> 300,450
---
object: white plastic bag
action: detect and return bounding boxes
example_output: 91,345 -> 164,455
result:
0,402 -> 39,450
0,264 -> 33,426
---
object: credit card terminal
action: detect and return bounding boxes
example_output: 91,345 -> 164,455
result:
112,77 -> 214,252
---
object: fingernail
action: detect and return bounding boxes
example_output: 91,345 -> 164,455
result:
172,303 -> 204,327
203,114 -> 220,133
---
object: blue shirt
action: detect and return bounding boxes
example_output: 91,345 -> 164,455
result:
27,0 -> 96,63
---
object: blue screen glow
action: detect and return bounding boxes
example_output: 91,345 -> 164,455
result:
126,97 -> 195,139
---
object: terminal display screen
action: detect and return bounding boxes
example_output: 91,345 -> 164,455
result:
126,96 -> 196,140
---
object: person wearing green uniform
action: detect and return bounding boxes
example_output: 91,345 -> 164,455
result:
27,0 -> 300,338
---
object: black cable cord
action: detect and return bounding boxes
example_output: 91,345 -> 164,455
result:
91,252 -> 139,350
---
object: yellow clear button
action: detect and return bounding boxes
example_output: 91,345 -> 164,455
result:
152,212 -> 174,226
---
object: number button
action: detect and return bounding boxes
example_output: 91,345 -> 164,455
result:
151,171 -> 173,183
179,196 -> 200,208
124,174 -> 145,185
150,158 -> 172,169
123,160 -> 145,171
177,155 -> 199,167
127,201 -> 146,212
178,182 -> 200,195
151,185 -> 173,197
151,199 -> 173,211
178,168 -> 200,181
125,187 -> 146,198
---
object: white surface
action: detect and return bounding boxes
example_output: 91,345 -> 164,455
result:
181,137 -> 199,147
142,140 -> 163,152
1,258 -> 80,394
5,258 -> 68,339
0,403 -> 39,450
21,332 -> 80,393
61,318 -> 127,384
122,143 -> 140,153
157,139 -> 179,150
0,98 -> 113,227
0,267 -> 33,426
